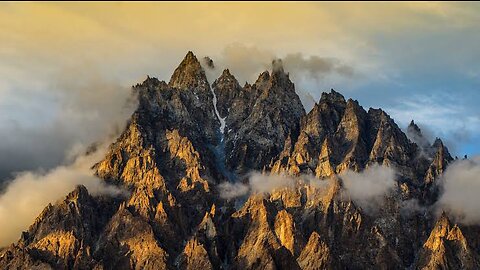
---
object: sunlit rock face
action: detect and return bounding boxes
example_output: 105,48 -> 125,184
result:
415,213 -> 479,270
1,51 -> 479,270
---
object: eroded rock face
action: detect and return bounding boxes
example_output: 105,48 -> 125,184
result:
177,237 -> 213,270
297,232 -> 332,270
0,186 -> 116,269
415,214 -> 479,270
215,61 -> 306,174
95,205 -> 169,270
212,69 -> 242,119
2,51 -> 478,270
271,90 -> 424,189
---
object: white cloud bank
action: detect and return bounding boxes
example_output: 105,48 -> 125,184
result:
437,156 -> 480,224
219,165 -> 397,212
0,143 -> 126,247
218,173 -> 291,199
340,164 -> 397,211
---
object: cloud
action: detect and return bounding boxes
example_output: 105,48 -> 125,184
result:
0,69 -> 137,181
218,168 -> 395,209
218,44 -> 354,84
399,199 -> 426,217
218,182 -> 249,199
210,44 -> 356,111
388,94 -> 480,156
217,44 -> 274,84
340,165 -> 396,212
283,53 -> 354,78
218,172 -> 303,199
249,173 -> 296,193
406,121 -> 436,160
437,156 -> 480,224
0,142 -> 127,247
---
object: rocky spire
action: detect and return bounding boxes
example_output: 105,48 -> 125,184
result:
297,232 -> 332,269
424,138 -> 453,185
254,70 -> 271,87
408,120 -> 422,136
415,213 -> 478,269
220,60 -> 306,173
407,119 -> 433,155
212,69 -> 242,118
169,51 -> 209,90
319,89 -> 346,105
332,99 -> 370,172
270,89 -> 348,175
272,58 -> 285,74
367,108 -> 414,167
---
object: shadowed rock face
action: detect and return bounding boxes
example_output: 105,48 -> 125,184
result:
214,61 -> 306,174
1,51 -> 478,270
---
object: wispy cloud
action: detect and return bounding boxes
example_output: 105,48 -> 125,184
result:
340,165 -> 397,212
387,94 -> 480,154
218,165 -> 396,214
0,142 -> 127,247
0,67 -> 136,180
437,156 -> 480,224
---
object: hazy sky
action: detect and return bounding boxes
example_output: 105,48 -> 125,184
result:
1,2 -> 479,179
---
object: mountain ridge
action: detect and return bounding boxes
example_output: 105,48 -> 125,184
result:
0,51 -> 476,270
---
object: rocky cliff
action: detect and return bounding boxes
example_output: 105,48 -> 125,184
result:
1,51 -> 478,270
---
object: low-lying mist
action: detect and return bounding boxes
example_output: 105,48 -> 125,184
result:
436,156 -> 480,224
219,165 -> 397,213
0,142 -> 128,247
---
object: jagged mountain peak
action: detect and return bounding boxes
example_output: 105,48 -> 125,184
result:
65,185 -> 90,202
368,107 -> 387,117
212,69 -> 242,118
169,51 -> 209,90
220,68 -> 232,77
255,70 -> 271,85
416,212 -> 479,269
437,211 -> 451,226
408,119 -> 422,135
270,59 -> 294,88
215,69 -> 239,86
432,137 -> 453,161
319,89 -> 346,105
433,137 -> 445,148
346,97 -> 361,107
253,59 -> 293,88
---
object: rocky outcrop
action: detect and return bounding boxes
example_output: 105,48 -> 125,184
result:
232,195 -> 301,270
415,214 -> 478,270
0,186 -> 116,269
296,231 -> 332,270
424,139 -> 453,185
95,205 -> 169,270
177,237 -> 213,270
271,90 -> 421,185
212,69 -> 242,119
271,90 -> 346,176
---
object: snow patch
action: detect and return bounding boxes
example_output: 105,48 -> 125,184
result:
210,84 -> 226,135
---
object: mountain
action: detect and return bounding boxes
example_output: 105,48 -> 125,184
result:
1,51 -> 478,270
